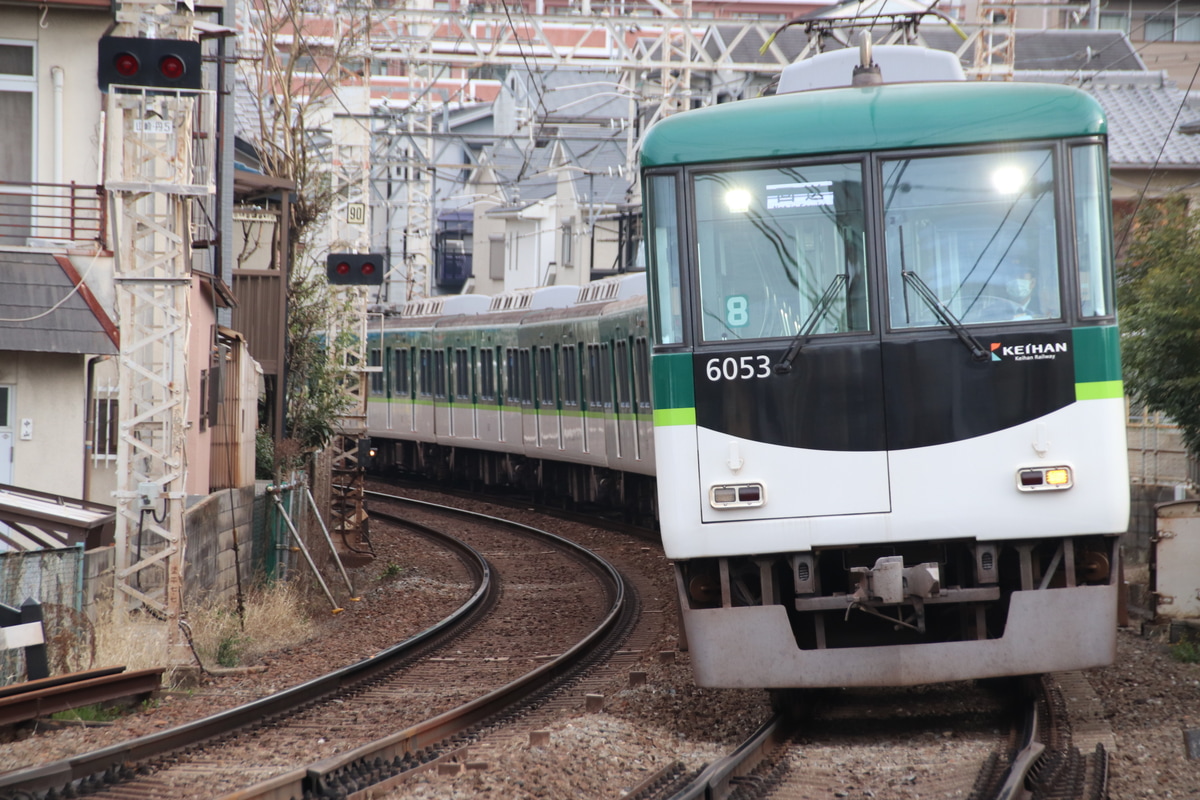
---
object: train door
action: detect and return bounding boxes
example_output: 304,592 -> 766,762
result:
613,338 -> 634,461
434,348 -> 448,439
470,346 -> 479,439
535,345 -> 560,450
394,346 -> 413,433
687,161 -> 890,523
519,347 -> 535,449
560,343 -> 582,454
368,347 -> 384,429
633,336 -> 653,464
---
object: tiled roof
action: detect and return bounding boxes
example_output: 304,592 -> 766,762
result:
1086,80 -> 1200,167
0,252 -> 118,355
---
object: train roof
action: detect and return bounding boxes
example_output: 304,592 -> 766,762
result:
640,81 -> 1105,168
383,273 -> 647,329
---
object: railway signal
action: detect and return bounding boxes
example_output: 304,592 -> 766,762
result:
326,253 -> 384,285
98,37 -> 202,92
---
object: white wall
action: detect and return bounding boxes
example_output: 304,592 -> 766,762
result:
0,352 -> 87,498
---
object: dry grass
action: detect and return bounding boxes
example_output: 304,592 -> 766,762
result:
90,582 -> 316,681
92,607 -> 173,682
184,582 -> 316,669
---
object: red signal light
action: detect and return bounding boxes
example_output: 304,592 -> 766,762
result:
114,52 -> 140,77
159,54 -> 186,81
326,253 -> 384,285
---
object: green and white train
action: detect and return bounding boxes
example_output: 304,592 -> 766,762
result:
366,43 -> 1130,690
365,276 -> 658,515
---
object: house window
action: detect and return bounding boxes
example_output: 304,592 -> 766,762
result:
560,219 -> 574,267
92,388 -> 119,462
1099,12 -> 1130,32
0,42 -> 35,243
489,234 -> 505,280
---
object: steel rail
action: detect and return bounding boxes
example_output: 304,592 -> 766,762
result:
660,684 -> 1066,800
0,523 -> 491,800
215,492 -> 630,800
0,668 -> 164,728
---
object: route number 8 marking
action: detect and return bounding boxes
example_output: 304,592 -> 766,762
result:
706,356 -> 771,381
726,295 -> 749,328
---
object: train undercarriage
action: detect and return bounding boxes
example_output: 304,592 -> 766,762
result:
674,534 -> 1121,688
371,437 -> 658,522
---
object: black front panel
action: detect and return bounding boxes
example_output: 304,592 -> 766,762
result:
692,342 -> 886,452
882,328 -> 1077,450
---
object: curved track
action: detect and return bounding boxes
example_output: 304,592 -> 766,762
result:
0,495 -> 631,800
642,676 -> 1109,800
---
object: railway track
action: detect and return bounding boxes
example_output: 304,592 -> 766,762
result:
0,495 -> 631,800
630,675 -> 1109,800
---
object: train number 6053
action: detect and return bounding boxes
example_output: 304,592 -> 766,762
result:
706,355 -> 772,381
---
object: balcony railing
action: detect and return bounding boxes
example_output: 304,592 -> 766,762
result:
0,180 -> 107,250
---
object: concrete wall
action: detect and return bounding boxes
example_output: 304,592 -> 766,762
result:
183,484 -> 258,606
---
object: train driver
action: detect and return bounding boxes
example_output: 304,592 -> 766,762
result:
1005,263 -> 1039,320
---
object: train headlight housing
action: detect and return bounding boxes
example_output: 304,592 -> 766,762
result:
1016,466 -> 1073,492
709,483 -> 766,508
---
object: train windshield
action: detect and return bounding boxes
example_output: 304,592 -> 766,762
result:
883,147 -> 1061,328
693,162 -> 870,342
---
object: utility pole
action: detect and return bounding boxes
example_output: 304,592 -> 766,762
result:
105,4 -> 212,662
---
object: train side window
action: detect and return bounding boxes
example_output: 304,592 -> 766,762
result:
480,348 -> 495,401
418,348 -> 432,397
564,345 -> 578,407
646,173 -> 684,345
634,337 -> 651,410
614,340 -> 632,410
394,348 -> 410,396
883,146 -> 1061,327
538,347 -> 555,406
585,344 -> 600,408
455,348 -> 470,400
434,350 -> 447,399
506,348 -> 519,404
518,348 -> 532,404
1072,144 -> 1115,318
369,349 -> 383,394
600,342 -> 613,408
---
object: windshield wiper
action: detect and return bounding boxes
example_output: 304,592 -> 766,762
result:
901,271 -> 989,362
774,273 -> 848,374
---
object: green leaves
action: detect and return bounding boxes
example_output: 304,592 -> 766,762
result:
1118,197 -> 1200,459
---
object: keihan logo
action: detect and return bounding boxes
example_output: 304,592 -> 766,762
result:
990,341 -> 1069,362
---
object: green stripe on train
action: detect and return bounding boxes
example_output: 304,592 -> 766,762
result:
1073,326 -> 1122,401
1075,380 -> 1124,401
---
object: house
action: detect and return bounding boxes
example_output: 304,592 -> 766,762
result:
0,1 -> 272,628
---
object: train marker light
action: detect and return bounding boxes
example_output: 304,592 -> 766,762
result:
1016,466 -> 1072,491
1045,468 -> 1071,486
709,483 -> 766,508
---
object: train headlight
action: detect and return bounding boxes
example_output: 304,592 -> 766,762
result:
1016,466 -> 1073,492
709,483 -> 766,508
725,188 -> 752,213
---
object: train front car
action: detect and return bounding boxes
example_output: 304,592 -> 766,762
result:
641,48 -> 1129,689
